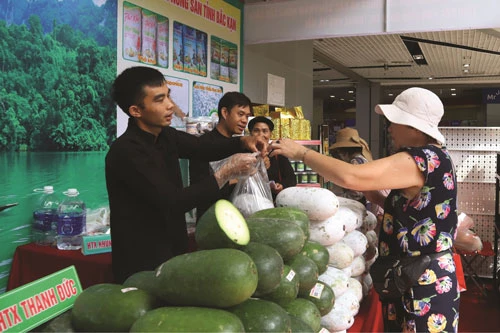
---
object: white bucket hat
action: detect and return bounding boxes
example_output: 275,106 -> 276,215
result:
375,87 -> 446,144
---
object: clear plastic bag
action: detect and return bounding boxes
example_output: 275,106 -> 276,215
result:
454,212 -> 482,252
229,156 -> 274,217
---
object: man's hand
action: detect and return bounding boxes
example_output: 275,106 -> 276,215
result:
214,153 -> 258,188
263,156 -> 271,169
240,136 -> 268,157
270,182 -> 284,194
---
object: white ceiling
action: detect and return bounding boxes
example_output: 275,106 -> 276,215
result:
313,28 -> 500,103
243,1 -> 500,103
313,29 -> 500,86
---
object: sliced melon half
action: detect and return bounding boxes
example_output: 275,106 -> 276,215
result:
195,199 -> 250,249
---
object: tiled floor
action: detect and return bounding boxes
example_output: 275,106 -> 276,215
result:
459,279 -> 500,332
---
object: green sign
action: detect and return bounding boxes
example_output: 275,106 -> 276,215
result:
0,266 -> 82,332
82,234 -> 112,255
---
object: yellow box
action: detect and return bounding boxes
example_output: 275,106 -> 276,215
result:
299,119 -> 311,140
290,119 -> 301,140
253,104 -> 270,117
281,118 -> 291,138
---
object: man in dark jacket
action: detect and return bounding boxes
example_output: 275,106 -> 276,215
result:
189,91 -> 253,220
106,66 -> 266,283
248,116 -> 297,200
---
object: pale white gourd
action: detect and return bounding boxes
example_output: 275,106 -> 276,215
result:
337,197 -> 366,227
349,256 -> 366,277
321,308 -> 354,332
359,210 -> 378,233
333,206 -> 359,233
347,277 -> 363,302
309,215 -> 346,246
326,242 -> 354,269
319,266 -> 349,297
341,230 -> 368,257
334,290 -> 360,317
365,230 -> 378,248
276,187 -> 339,221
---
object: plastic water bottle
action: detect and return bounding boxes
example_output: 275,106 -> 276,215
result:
32,186 -> 60,246
57,189 -> 86,250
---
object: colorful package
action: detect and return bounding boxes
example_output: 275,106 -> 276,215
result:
122,2 -> 141,61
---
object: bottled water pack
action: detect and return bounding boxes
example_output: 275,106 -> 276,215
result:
57,188 -> 86,250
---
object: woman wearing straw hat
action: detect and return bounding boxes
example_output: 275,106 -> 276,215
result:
269,87 -> 459,332
329,127 -> 373,203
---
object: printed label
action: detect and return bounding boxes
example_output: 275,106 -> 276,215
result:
286,269 -> 296,281
309,282 -> 324,299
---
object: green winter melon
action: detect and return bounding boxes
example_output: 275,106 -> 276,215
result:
130,306 -> 245,332
300,281 -> 335,316
242,242 -> 284,296
195,199 -> 250,249
289,315 -> 314,333
38,310 -> 74,332
123,271 -> 160,296
229,298 -> 291,333
300,241 -> 330,274
249,207 -> 310,239
155,248 -> 258,308
286,254 -> 319,295
71,283 -> 156,332
246,217 -> 306,261
283,298 -> 322,333
261,265 -> 299,307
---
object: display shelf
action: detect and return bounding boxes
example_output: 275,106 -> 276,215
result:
297,183 -> 321,188
294,140 -> 321,146
292,139 -> 324,187
440,127 -> 499,279
494,155 -> 500,297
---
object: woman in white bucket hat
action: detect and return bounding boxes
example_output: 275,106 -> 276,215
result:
270,87 -> 458,333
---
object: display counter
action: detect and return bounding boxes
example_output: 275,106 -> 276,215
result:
7,243 -> 113,291
348,289 -> 384,332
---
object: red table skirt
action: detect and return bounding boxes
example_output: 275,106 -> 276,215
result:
348,288 -> 384,333
7,243 -> 113,291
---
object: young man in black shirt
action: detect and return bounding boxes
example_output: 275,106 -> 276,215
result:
106,66 -> 266,283
189,91 -> 253,220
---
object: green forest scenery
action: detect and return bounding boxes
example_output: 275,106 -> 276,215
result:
0,0 -> 117,152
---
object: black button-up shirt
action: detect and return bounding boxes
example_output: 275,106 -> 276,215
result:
105,119 -> 242,282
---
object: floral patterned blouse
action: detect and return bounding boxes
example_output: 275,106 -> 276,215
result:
379,145 -> 458,257
378,145 -> 460,333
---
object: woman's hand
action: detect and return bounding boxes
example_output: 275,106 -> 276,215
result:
269,138 -> 308,161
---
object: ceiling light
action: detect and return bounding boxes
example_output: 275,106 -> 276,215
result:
428,77 -> 433,80
340,98 -> 345,101
388,93 -> 394,96
412,55 -> 424,60
450,88 -> 456,91
451,93 -> 457,96
329,95 -> 335,98
349,99 -> 354,102
463,63 -> 470,68
463,69 -> 469,73
348,90 -> 354,94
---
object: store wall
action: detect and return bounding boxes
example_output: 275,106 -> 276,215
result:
243,40 -> 315,136
487,104 -> 500,126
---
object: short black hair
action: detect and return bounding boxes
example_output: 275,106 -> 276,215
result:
248,116 -> 274,132
111,66 -> 166,116
217,91 -> 252,119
